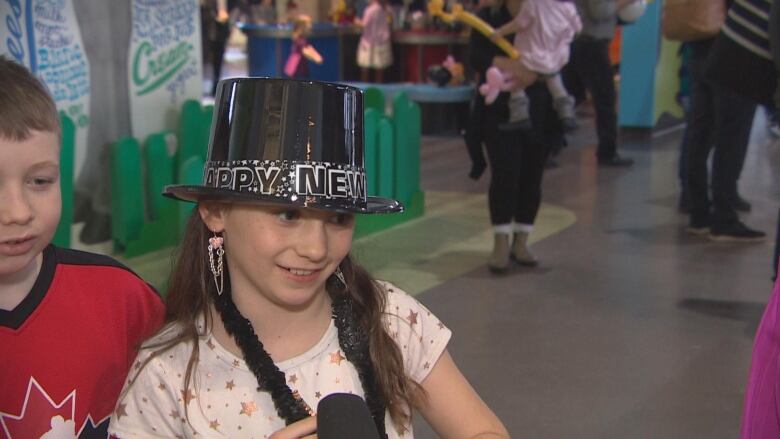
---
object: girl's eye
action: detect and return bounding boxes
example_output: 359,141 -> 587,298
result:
276,210 -> 300,221
331,213 -> 354,226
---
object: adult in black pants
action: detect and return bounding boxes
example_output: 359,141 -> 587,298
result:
483,86 -> 564,272
466,1 -> 564,272
569,0 -> 633,166
685,39 -> 764,241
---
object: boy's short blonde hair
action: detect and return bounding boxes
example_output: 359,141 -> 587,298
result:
0,56 -> 61,141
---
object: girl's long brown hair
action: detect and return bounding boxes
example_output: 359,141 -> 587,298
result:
135,209 -> 423,429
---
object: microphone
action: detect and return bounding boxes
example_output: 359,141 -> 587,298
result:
316,393 -> 382,439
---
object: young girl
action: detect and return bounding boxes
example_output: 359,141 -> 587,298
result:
284,14 -> 323,79
491,0 -> 581,131
357,0 -> 393,83
108,78 -> 508,438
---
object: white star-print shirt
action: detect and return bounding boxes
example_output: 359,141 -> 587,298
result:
108,282 -> 451,438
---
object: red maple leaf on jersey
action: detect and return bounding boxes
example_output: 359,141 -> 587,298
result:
0,377 -> 76,439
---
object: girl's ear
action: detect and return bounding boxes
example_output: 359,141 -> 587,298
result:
199,202 -> 227,233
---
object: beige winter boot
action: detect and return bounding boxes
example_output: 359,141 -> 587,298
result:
488,233 -> 511,273
511,231 -> 538,267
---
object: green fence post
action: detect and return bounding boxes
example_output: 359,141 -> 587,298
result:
122,131 -> 180,258
53,113 -> 75,247
377,116 -> 395,199
144,132 -> 175,220
364,87 -> 385,115
110,137 -> 145,251
364,108 -> 379,196
392,93 -> 421,205
199,105 -> 214,163
178,100 -> 212,180
178,100 -> 201,176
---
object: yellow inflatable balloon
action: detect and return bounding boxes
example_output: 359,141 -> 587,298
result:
427,0 -> 520,59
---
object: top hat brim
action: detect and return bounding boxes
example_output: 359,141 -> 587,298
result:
163,184 -> 404,215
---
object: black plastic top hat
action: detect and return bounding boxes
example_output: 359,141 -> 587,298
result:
164,78 -> 402,214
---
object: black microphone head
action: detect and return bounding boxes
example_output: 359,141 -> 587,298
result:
316,393 -> 382,439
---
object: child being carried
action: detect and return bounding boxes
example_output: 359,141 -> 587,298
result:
489,0 -> 581,131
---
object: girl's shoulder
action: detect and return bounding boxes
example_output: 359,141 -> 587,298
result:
375,280 -> 418,310
374,281 -> 452,382
375,280 -> 448,333
135,321 -> 201,368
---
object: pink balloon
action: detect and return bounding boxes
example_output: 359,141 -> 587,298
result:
480,66 -> 507,105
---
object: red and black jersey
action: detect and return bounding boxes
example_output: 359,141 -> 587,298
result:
0,245 -> 165,439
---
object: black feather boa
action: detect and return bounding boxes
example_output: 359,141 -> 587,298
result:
213,278 -> 389,438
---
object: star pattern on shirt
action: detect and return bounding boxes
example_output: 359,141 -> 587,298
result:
240,401 -> 258,417
406,310 -> 418,325
115,403 -> 127,420
288,374 -> 298,384
181,389 -> 196,405
226,380 -> 235,390
315,391 -> 322,399
169,409 -> 180,420
330,350 -> 345,365
158,382 -> 166,391
209,419 -> 220,430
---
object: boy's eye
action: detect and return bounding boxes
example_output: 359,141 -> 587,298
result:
29,176 -> 56,187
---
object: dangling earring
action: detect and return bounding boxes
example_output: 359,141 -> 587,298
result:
208,232 -> 225,295
333,266 -> 347,288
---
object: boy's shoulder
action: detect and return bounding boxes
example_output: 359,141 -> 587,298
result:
53,245 -> 132,270
50,245 -> 160,297
48,246 -> 165,334
52,246 -> 147,281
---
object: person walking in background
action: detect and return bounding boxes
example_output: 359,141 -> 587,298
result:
356,0 -> 393,83
569,0 -> 634,166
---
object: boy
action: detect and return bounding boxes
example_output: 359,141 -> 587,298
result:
0,57 -> 165,439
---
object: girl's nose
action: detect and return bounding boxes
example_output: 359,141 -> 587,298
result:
295,219 -> 328,262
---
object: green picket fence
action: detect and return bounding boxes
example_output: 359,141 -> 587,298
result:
110,100 -> 212,257
355,90 -> 425,239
